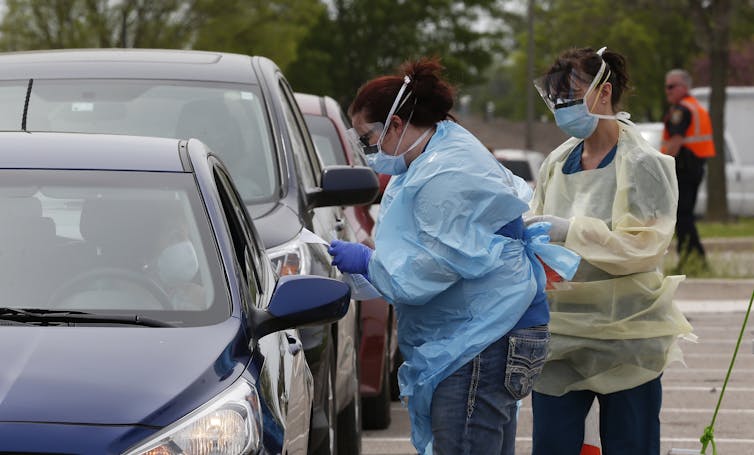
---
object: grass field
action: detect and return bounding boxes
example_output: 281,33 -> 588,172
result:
697,217 -> 754,238
665,217 -> 754,278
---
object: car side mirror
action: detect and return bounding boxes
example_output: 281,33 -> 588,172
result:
249,275 -> 351,340
306,165 -> 379,209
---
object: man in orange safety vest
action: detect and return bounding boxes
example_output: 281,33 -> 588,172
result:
661,68 -> 715,272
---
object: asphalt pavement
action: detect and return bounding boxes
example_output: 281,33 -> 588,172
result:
361,277 -> 754,455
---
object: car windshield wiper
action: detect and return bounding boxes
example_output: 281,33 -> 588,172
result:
0,307 -> 173,327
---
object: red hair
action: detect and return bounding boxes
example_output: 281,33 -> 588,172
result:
348,57 -> 456,128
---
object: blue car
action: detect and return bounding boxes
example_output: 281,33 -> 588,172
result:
0,49 -> 380,454
0,131 -> 355,454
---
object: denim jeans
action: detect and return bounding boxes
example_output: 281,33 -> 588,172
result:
430,325 -> 550,455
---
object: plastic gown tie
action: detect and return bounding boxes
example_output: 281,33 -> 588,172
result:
524,221 -> 581,283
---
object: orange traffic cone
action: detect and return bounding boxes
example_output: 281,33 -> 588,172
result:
580,401 -> 601,455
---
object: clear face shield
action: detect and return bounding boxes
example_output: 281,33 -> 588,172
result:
533,51 -> 609,116
346,75 -> 412,157
345,121 -> 383,155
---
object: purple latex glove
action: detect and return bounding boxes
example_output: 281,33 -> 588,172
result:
328,240 -> 373,276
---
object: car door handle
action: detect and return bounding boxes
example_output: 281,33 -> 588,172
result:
286,334 -> 303,356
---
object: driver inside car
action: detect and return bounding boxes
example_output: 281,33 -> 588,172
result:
146,222 -> 206,311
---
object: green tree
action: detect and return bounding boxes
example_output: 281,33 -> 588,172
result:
287,0 -> 515,107
191,0 -> 325,72
0,0 -> 201,50
0,0 -> 324,76
689,0 -> 734,221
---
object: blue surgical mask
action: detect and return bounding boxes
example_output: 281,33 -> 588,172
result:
554,102 -> 599,139
367,149 -> 408,175
157,240 -> 199,285
367,127 -> 432,175
537,46 -> 630,139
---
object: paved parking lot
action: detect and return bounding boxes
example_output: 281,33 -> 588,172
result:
363,286 -> 754,455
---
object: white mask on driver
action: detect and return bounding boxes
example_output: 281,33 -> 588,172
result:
157,240 -> 199,286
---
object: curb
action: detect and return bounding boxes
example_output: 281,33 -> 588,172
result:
676,299 -> 751,313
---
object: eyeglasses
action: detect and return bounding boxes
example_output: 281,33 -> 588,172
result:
346,122 -> 383,154
665,83 -> 679,90
357,131 -> 372,147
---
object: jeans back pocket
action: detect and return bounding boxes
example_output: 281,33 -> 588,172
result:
504,326 -> 550,400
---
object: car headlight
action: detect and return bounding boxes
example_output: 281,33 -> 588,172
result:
267,235 -> 311,276
123,380 -> 262,455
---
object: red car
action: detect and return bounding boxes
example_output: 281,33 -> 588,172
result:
296,92 -> 398,430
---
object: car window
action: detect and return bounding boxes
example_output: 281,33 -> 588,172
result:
277,80 -> 320,189
0,169 -> 228,326
303,114 -> 348,166
0,79 -> 278,203
213,163 -> 264,307
0,81 -> 27,129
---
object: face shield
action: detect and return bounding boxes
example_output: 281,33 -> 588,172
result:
346,122 -> 383,155
533,47 -> 609,115
346,75 -> 412,157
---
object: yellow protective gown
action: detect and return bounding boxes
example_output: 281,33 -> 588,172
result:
530,121 -> 694,396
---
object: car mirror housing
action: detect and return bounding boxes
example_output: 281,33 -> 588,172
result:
306,165 -> 379,209
250,275 -> 351,340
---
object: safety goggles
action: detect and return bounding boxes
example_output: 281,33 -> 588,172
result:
533,47 -> 610,114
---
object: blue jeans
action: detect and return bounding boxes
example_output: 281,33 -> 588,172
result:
431,325 -> 550,455
531,375 -> 662,455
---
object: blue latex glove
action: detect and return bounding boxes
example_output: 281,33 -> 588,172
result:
524,214 -> 571,243
328,240 -> 373,276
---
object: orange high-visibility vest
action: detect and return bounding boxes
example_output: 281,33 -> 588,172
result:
661,95 -> 716,158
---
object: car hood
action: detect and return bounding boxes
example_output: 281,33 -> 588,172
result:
249,201 -> 302,249
0,318 -> 249,426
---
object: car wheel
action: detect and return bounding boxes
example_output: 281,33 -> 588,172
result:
361,346 -> 391,430
337,344 -> 362,454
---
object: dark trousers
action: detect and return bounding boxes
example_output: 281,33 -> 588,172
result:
674,150 -> 706,262
531,376 -> 662,455
676,177 -> 706,260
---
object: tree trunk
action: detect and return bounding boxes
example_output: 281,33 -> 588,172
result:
706,39 -> 729,220
690,0 -> 732,221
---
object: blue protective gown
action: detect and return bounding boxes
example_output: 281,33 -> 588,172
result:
367,120 -> 578,454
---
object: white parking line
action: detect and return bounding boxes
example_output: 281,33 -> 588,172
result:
678,300 -> 752,313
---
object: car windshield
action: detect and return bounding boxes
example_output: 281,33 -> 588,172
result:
0,79 -> 278,202
0,170 -> 228,326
